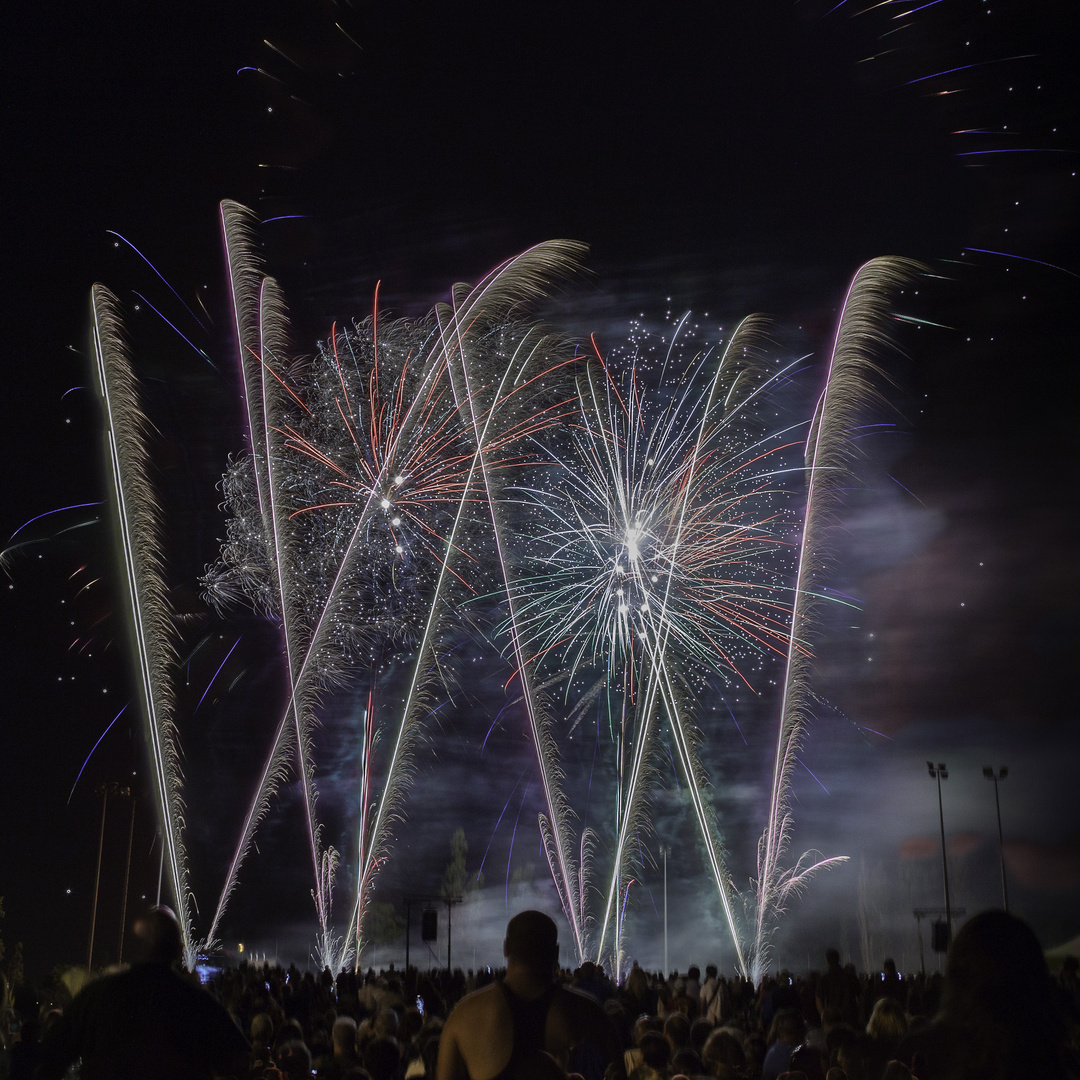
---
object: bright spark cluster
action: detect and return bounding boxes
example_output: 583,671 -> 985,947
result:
203,313 -> 571,667
509,321 -> 799,706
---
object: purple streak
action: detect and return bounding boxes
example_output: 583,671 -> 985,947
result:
106,231 -> 208,331
68,703 -> 128,803
195,636 -> 243,711
133,292 -> 217,369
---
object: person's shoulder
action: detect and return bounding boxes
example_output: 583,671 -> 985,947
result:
69,964 -> 141,1013
144,967 -> 240,1025
447,981 -> 503,1022
556,984 -> 606,1010
553,984 -> 613,1036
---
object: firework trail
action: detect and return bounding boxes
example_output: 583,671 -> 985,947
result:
204,202 -> 335,956
203,284 -> 464,957
205,227 -> 587,961
83,203 -> 908,968
345,242 -> 588,960
439,241 -> 591,960
510,316 -> 800,973
89,284 -> 194,966
751,256 -> 921,982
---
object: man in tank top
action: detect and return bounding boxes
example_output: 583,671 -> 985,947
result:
437,910 -> 622,1080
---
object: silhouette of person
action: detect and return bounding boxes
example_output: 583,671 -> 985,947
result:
894,909 -> 1076,1079
37,905 -> 250,1080
436,910 -> 621,1080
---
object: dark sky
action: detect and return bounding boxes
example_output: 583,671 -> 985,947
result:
3,0 -> 1078,982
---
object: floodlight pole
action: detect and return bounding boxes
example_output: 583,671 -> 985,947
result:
927,762 -> 952,945
660,845 -> 670,976
87,784 -> 110,970
87,782 -> 131,969
983,766 -> 1009,912
117,794 -> 136,964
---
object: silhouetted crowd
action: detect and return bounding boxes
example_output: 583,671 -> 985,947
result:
1,908 -> 1077,1080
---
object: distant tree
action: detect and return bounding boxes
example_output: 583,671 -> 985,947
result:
0,897 -> 22,1001
440,827 -> 483,897
510,862 -> 535,892
4,943 -> 23,991
366,901 -> 405,947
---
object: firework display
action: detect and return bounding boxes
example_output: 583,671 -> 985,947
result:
501,318 -> 799,975
201,208 -> 590,966
90,285 -> 195,968
84,203 -> 914,972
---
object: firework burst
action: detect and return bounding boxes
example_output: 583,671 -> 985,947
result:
76,199 -> 912,970
89,284 -> 195,966
750,256 -> 922,983
505,315 -> 805,974
203,216 -> 587,960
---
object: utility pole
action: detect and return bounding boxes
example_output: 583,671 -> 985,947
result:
87,784 -> 110,970
117,795 -> 136,964
983,766 -> 1009,912
927,763 -> 952,946
87,782 -> 131,969
660,845 -> 670,976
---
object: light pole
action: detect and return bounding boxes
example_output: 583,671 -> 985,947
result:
927,762 -> 952,946
87,784 -> 110,970
117,795 -> 136,964
660,845 -> 670,976
983,766 -> 1009,912
87,782 -> 131,970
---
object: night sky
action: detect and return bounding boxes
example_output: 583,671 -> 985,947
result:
3,0 -> 1078,983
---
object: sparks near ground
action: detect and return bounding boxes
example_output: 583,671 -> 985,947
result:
83,202 -> 919,974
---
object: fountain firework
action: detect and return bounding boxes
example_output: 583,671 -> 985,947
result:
502,316 -> 805,975
84,202 -> 916,971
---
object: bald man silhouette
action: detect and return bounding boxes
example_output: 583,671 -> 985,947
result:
38,906 -> 249,1079
437,911 -> 622,1080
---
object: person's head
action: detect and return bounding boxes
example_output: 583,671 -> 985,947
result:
789,1043 -> 827,1080
274,1019 -> 305,1052
942,910 -> 1053,1024
865,997 -> 906,1043
333,1016 -> 358,1056
671,1048 -> 703,1076
819,1004 -> 842,1031
742,1032 -> 766,1072
705,964 -> 717,979
664,1010 -> 691,1051
374,1007 -> 399,1039
702,1028 -> 745,1077
825,1023 -> 856,1064
825,948 -> 840,970
690,1016 -> 713,1052
626,965 -> 649,998
131,905 -> 183,965
768,1008 -> 806,1046
639,1031 -> 671,1071
937,909 -> 1069,1076
633,1014 -> 662,1045
881,1063 -> 912,1080
364,1036 -> 402,1080
251,1011 -> 274,1047
835,1036 -> 870,1080
277,1040 -> 313,1080
504,911 -> 559,977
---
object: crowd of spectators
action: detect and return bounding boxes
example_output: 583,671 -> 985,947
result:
1,909 -> 1077,1080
